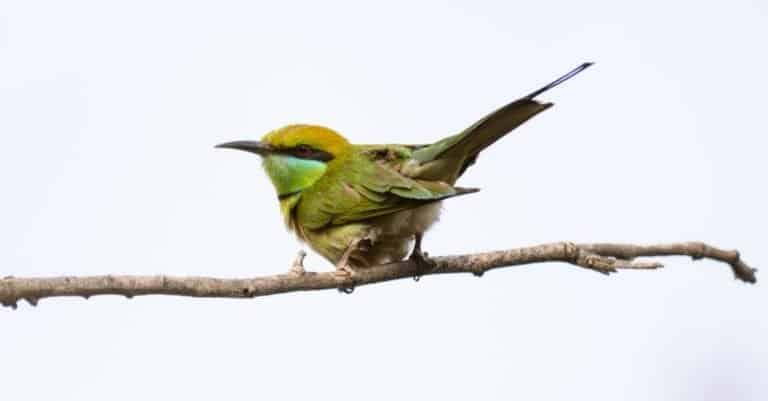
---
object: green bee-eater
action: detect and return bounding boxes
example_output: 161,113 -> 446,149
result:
217,63 -> 592,275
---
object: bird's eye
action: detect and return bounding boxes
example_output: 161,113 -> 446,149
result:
295,144 -> 313,156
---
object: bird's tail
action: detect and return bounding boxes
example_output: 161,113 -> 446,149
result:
413,63 -> 593,180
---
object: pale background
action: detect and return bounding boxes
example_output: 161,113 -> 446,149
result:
1,1 -> 766,400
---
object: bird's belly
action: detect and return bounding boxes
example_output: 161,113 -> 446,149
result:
300,202 -> 443,268
355,202 -> 443,266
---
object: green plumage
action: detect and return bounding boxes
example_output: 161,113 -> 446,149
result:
216,63 -> 593,269
295,145 -> 478,230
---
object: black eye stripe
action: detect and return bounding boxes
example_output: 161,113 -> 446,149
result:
279,145 -> 334,162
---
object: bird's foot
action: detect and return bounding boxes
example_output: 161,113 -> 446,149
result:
334,264 -> 357,278
409,249 -> 437,281
289,250 -> 307,276
334,238 -> 364,278
334,264 -> 357,294
409,233 -> 436,281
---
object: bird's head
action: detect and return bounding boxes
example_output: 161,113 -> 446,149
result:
216,125 -> 351,198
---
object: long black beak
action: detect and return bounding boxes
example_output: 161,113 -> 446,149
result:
215,140 -> 274,156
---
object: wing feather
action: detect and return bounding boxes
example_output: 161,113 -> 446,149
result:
296,146 -> 476,229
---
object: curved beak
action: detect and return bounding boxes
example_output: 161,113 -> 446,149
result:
215,140 -> 274,156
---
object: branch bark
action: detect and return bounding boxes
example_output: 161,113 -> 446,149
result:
0,241 -> 756,309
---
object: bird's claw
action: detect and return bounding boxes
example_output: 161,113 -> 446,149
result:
410,249 -> 437,281
338,286 -> 355,294
334,264 -> 357,294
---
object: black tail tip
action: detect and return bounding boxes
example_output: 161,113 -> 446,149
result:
525,61 -> 595,100
570,62 -> 595,76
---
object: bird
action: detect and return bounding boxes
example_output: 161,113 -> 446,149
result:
217,62 -> 592,276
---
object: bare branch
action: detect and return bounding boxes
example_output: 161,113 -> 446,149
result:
0,241 -> 756,309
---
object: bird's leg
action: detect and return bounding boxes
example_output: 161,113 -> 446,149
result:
409,232 -> 436,277
289,249 -> 306,275
334,238 -> 362,278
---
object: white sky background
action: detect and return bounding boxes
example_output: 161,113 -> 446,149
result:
1,1 -> 766,400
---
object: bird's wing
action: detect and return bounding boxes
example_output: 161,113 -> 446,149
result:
297,146 -> 477,230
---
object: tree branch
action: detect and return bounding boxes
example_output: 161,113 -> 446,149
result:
0,241 -> 756,309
